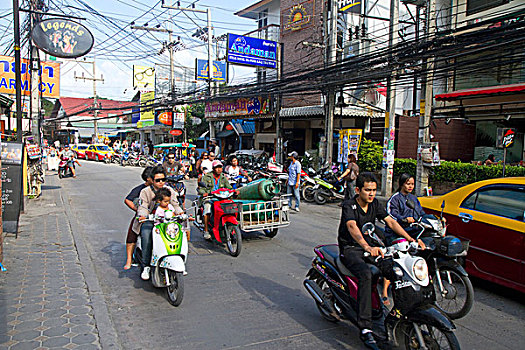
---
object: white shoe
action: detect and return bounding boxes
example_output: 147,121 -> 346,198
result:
294,207 -> 300,212
203,232 -> 211,240
141,266 -> 150,280
183,271 -> 188,276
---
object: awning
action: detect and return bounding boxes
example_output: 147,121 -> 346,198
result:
216,129 -> 235,138
279,104 -> 383,118
435,83 -> 525,101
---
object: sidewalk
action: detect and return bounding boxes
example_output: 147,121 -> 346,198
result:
0,176 -> 104,349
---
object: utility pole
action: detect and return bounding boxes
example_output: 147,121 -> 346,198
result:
161,2 -> 216,139
13,0 -> 23,142
74,59 -> 104,144
324,0 -> 338,165
381,0 -> 399,197
275,43 -> 283,163
416,0 -> 436,196
29,0 -> 42,145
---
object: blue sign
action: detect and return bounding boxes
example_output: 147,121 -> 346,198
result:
227,34 -> 277,69
195,59 -> 227,81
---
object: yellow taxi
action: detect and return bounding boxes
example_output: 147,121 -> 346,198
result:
419,177 -> 525,293
85,144 -> 114,161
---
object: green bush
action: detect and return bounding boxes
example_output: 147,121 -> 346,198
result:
357,138 -> 383,172
392,158 -> 525,184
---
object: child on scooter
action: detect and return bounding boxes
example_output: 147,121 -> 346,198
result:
154,188 -> 191,241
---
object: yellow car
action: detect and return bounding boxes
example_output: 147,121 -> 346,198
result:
85,144 -> 114,161
419,177 -> 525,293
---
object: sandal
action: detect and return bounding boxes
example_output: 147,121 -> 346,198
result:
123,264 -> 132,270
382,296 -> 391,306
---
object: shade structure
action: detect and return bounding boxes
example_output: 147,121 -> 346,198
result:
154,142 -> 196,148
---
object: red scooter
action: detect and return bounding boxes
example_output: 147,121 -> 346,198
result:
58,155 -> 74,178
193,187 -> 242,257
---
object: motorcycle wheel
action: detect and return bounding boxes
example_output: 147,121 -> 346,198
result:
314,278 -> 339,323
433,267 -> 474,320
138,159 -> 147,167
314,190 -> 328,205
58,170 -> 63,179
263,228 -> 278,238
302,185 -> 316,203
225,223 -> 242,257
399,322 -> 460,350
166,270 -> 184,306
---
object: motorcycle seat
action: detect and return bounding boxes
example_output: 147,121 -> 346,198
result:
317,244 -> 381,280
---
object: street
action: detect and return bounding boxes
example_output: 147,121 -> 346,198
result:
39,161 -> 524,349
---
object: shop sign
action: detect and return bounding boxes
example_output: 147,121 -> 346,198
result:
170,129 -> 183,136
418,142 -> 441,167
497,128 -> 516,148
338,0 -> 362,14
283,1 -> 314,33
156,111 -> 172,126
205,96 -> 271,119
133,65 -> 155,91
1,142 -> 24,233
227,34 -> 277,69
0,55 -> 60,98
31,19 -> 94,58
195,59 -> 227,81
337,129 -> 362,163
137,91 -> 155,128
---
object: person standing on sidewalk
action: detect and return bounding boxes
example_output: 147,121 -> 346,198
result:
287,151 -> 301,212
338,154 -> 359,200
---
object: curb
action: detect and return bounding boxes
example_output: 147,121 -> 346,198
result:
58,187 -> 121,350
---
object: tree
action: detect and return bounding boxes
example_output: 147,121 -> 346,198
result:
185,103 -> 208,141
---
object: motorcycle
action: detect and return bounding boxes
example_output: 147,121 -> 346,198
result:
406,200 -> 474,320
312,164 -> 345,205
304,223 -> 460,350
227,174 -> 250,189
193,186 -> 242,257
134,211 -> 188,306
58,155 -> 74,178
166,175 -> 186,207
301,166 -> 320,202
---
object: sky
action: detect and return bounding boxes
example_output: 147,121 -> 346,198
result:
0,0 -> 261,101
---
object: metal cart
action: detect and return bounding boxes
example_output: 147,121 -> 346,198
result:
237,195 -> 290,237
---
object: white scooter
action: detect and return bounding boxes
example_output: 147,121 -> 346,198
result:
135,211 -> 189,306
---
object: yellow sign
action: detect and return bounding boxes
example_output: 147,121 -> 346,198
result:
133,65 -> 155,90
0,55 -> 60,98
138,91 -> 155,128
338,129 -> 362,162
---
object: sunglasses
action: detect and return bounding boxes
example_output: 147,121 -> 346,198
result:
168,157 -> 175,159
154,178 -> 166,183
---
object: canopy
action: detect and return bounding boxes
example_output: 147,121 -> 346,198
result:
154,142 -> 196,148
173,142 -> 196,148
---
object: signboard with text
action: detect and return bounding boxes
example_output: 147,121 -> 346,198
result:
137,91 -> 155,128
0,55 -> 60,98
31,19 -> 94,58
338,0 -> 362,14
282,0 -> 315,33
1,142 -> 24,233
133,65 -> 155,91
205,96 -> 271,119
195,59 -> 227,81
227,34 -> 277,69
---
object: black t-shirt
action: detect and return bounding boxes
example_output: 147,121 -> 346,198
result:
338,197 -> 389,248
126,183 -> 147,204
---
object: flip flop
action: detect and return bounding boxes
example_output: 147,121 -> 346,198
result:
382,296 -> 391,306
123,264 -> 132,270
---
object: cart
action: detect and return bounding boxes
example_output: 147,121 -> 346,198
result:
236,195 -> 290,238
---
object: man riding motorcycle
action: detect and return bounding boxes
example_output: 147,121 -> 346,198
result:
197,160 -> 234,240
338,172 -> 425,349
132,165 -> 184,280
62,145 -> 79,178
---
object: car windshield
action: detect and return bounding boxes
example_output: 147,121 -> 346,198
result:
78,146 -> 88,150
96,146 -> 110,151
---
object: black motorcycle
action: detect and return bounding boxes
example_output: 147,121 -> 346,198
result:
406,200 -> 474,320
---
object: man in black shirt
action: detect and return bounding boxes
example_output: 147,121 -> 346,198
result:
338,172 -> 424,349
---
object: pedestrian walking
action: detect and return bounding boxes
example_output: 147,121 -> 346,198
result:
287,151 -> 301,212
338,154 -> 360,200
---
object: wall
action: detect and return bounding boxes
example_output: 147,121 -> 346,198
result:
396,117 -> 475,161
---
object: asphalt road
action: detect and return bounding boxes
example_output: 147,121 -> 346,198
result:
56,161 -> 524,350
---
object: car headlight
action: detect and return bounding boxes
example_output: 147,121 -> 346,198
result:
413,258 -> 428,281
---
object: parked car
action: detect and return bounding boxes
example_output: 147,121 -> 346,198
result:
419,177 -> 525,293
85,144 -> 114,161
71,144 -> 89,159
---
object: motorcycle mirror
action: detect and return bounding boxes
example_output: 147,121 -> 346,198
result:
441,200 -> 445,209
362,222 -> 375,235
406,199 -> 416,210
197,181 -> 206,187
369,231 -> 386,248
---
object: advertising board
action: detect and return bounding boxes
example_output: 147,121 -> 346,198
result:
205,96 -> 271,119
226,34 -> 277,69
1,142 -> 24,233
137,91 -> 155,128
195,59 -> 227,81
133,65 -> 155,91
31,19 -> 94,58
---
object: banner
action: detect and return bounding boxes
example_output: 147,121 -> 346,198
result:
133,65 -> 155,91
282,0 -> 315,33
337,129 -> 362,163
227,34 -> 277,69
195,59 -> 227,81
205,96 -> 270,119
0,55 -> 60,98
338,0 -> 362,14
138,91 -> 155,128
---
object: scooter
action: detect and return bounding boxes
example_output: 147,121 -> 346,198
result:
406,200 -> 474,320
58,156 -> 74,178
193,186 -> 242,257
304,223 -> 460,350
134,211 -> 188,306
227,174 -> 249,189
312,165 -> 345,205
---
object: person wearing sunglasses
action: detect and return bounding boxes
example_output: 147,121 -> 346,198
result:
132,165 -> 184,280
163,152 -> 181,177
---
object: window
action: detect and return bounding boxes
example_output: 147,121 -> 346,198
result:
460,185 -> 525,221
96,146 -> 110,151
467,0 -> 509,16
258,9 -> 268,30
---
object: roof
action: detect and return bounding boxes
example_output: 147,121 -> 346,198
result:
235,0 -> 274,19
232,120 -> 255,134
435,83 -> 525,101
280,105 -> 383,118
58,97 -> 138,119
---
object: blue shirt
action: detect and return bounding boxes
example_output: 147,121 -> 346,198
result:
385,192 -> 426,235
288,160 -> 301,186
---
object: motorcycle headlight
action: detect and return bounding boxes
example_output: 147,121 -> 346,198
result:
428,219 -> 443,232
167,223 -> 179,239
413,258 -> 428,281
